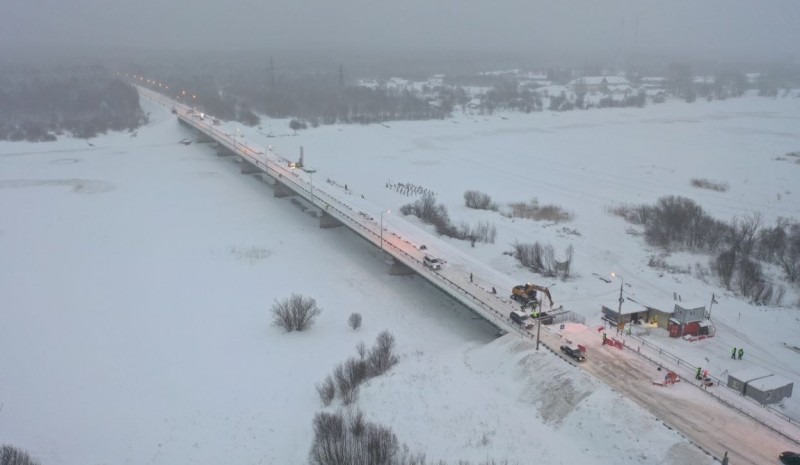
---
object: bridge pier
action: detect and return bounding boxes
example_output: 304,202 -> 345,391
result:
319,211 -> 344,229
388,257 -> 414,276
273,181 -> 294,198
216,143 -> 236,157
196,132 -> 215,143
240,159 -> 262,175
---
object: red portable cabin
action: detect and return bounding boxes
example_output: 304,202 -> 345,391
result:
668,318 -> 701,338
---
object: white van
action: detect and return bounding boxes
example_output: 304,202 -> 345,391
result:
423,255 -> 442,270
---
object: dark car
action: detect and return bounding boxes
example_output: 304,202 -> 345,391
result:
780,451 -> 800,465
560,345 -> 587,362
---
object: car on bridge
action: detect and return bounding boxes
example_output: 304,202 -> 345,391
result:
560,345 -> 587,362
510,310 -> 533,329
780,451 -> 800,465
423,255 -> 442,270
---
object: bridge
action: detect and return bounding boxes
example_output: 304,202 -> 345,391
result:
136,85 -> 800,463
137,85 -> 564,345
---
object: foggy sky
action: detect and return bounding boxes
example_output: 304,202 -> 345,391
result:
3,0 -> 799,62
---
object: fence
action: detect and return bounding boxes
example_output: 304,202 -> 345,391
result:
621,332 -> 800,446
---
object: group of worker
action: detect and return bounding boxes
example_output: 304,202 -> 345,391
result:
693,348 -> 746,382
695,367 -> 710,380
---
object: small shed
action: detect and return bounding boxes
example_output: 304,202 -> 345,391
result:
728,367 -> 794,405
668,304 -> 706,337
601,305 -> 670,328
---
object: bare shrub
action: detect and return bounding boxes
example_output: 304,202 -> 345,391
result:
729,213 -> 762,255
755,224 -> 787,262
316,375 -> 336,406
350,409 -> 366,437
348,312 -> 363,330
774,221 -> 800,283
368,331 -> 399,377
713,248 -> 737,289
309,411 -> 348,465
512,240 -> 573,278
642,195 -> 731,252
271,293 -> 321,332
560,245 -> 574,280
691,177 -> 729,192
345,357 -> 369,387
309,410 -> 401,465
464,190 -> 499,211
454,221 -> 497,244
365,423 -> 399,465
310,410 -> 514,465
402,193 -> 496,244
736,257 -> 763,297
0,446 -> 41,465
356,341 -> 367,360
608,203 -> 653,225
333,362 -> 359,405
509,198 -> 572,223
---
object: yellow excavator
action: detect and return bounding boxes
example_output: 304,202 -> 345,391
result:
510,283 -> 553,309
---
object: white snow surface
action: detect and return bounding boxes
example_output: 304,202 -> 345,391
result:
2,93 -> 800,465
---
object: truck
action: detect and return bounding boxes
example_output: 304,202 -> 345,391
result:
510,283 -> 553,309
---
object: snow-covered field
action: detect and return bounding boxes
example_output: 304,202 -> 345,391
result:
1,93 -> 798,465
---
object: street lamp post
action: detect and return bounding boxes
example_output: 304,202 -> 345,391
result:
307,169 -> 316,203
233,128 -> 239,150
612,272 -> 624,334
380,209 -> 391,255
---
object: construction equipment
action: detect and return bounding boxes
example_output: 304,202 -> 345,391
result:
510,283 -> 553,309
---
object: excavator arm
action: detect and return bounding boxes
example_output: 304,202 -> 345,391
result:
528,284 -> 553,307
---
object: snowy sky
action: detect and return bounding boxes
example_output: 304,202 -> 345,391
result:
3,0 -> 800,61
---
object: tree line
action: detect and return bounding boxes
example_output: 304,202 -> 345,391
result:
613,196 -> 800,305
0,66 -> 145,142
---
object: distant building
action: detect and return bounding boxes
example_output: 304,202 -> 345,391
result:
600,305 -> 670,328
728,367 -> 794,405
569,76 -> 630,93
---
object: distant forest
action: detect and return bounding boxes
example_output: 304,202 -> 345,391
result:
133,56 -> 800,130
0,65 -> 145,142
131,62 -> 447,128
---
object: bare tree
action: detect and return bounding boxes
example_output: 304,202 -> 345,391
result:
271,293 -> 322,332
560,245 -> 574,280
348,313 -> 363,330
736,257 -> 763,297
0,446 -> 41,465
714,248 -> 737,289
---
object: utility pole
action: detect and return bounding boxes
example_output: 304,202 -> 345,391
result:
536,320 -> 541,351
612,272 -> 624,335
338,64 -> 345,91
